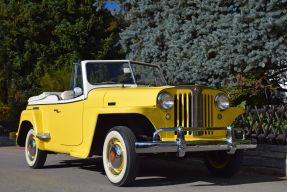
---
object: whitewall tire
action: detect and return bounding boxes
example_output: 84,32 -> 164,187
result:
25,129 -> 47,169
102,126 -> 138,186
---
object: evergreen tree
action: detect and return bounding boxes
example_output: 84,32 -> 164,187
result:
120,0 -> 287,92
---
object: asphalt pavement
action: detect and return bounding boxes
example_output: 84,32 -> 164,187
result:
0,146 -> 286,192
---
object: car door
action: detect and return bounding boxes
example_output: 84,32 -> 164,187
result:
49,62 -> 84,146
51,97 -> 84,146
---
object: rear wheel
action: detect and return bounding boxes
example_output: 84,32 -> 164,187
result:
25,129 -> 47,169
205,150 -> 243,177
102,126 -> 138,186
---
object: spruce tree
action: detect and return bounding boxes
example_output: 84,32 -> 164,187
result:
120,0 -> 287,90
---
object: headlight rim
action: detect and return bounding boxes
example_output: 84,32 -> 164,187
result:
214,93 -> 230,111
157,92 -> 174,110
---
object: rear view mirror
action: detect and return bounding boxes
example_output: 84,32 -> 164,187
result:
123,67 -> 131,74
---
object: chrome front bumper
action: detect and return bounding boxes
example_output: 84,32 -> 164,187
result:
135,126 -> 257,157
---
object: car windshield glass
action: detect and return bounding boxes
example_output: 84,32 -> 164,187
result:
130,62 -> 166,86
86,62 -> 167,86
86,62 -> 134,85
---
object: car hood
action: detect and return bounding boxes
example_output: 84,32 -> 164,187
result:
91,86 -> 174,108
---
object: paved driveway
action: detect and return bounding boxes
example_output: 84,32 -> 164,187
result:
0,147 -> 286,192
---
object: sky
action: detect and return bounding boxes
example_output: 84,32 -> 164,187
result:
104,0 -> 120,12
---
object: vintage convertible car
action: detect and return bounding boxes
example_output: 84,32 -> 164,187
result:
16,60 -> 256,186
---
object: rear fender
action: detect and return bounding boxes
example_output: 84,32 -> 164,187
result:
16,110 -> 45,149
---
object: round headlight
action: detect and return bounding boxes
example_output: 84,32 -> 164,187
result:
215,93 -> 229,110
157,92 -> 174,110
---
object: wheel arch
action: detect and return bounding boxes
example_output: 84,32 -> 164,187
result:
16,109 -> 45,147
89,113 -> 156,156
17,120 -> 33,147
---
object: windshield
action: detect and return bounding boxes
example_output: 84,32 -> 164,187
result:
86,61 -> 167,86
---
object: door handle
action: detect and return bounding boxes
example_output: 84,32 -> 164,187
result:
53,109 -> 61,113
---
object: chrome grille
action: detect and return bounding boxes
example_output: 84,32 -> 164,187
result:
202,93 -> 214,128
174,89 -> 214,128
174,92 -> 192,128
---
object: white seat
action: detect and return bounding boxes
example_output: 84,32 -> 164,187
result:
28,95 -> 60,105
60,90 -> 74,100
28,92 -> 62,102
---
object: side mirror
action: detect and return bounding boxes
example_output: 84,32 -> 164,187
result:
123,67 -> 131,74
73,87 -> 83,97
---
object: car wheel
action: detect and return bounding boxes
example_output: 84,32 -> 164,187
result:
205,150 -> 243,177
25,129 -> 47,169
102,126 -> 138,186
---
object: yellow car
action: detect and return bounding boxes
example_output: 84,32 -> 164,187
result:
16,60 -> 256,186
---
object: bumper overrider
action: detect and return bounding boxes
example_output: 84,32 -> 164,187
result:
135,126 -> 257,157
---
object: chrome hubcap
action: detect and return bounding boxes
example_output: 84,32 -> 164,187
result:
27,135 -> 36,161
107,140 -> 123,175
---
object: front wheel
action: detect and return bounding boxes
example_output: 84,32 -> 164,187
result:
205,150 -> 243,177
25,129 -> 47,169
102,126 -> 138,186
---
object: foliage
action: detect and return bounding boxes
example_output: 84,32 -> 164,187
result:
120,0 -> 287,104
0,0 -> 125,123
39,65 -> 72,92
0,103 -> 10,122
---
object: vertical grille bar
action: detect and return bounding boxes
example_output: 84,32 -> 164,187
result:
211,95 -> 213,127
174,94 -> 177,127
206,95 -> 208,127
193,88 -> 202,128
188,93 -> 192,128
202,95 -> 206,127
183,94 -> 187,127
192,93 -> 195,127
178,94 -> 182,127
207,95 -> 210,128
201,93 -> 214,128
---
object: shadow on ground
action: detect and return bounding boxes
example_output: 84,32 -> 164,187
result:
43,156 -> 286,187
